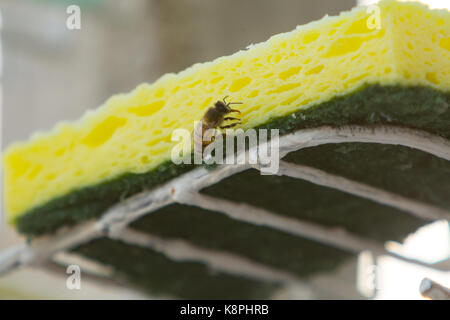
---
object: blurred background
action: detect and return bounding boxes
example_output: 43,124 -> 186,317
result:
0,0 -> 449,299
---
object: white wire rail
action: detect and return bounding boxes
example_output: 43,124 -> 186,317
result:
1,125 -> 449,298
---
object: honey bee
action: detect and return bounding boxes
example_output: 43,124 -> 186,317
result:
193,96 -> 242,153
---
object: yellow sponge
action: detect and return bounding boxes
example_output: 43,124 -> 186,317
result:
3,0 -> 450,221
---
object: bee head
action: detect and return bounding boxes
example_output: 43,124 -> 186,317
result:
214,101 -> 230,114
214,97 -> 241,115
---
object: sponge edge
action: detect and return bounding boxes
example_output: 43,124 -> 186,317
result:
3,0 -> 450,221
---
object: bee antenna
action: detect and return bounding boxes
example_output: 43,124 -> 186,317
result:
223,96 -> 229,103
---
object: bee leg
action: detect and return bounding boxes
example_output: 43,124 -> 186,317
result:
224,117 -> 240,121
220,122 -> 239,129
202,132 -> 216,145
202,140 -> 212,146
201,136 -> 215,153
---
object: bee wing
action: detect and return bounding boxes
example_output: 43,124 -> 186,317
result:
192,120 -> 204,138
